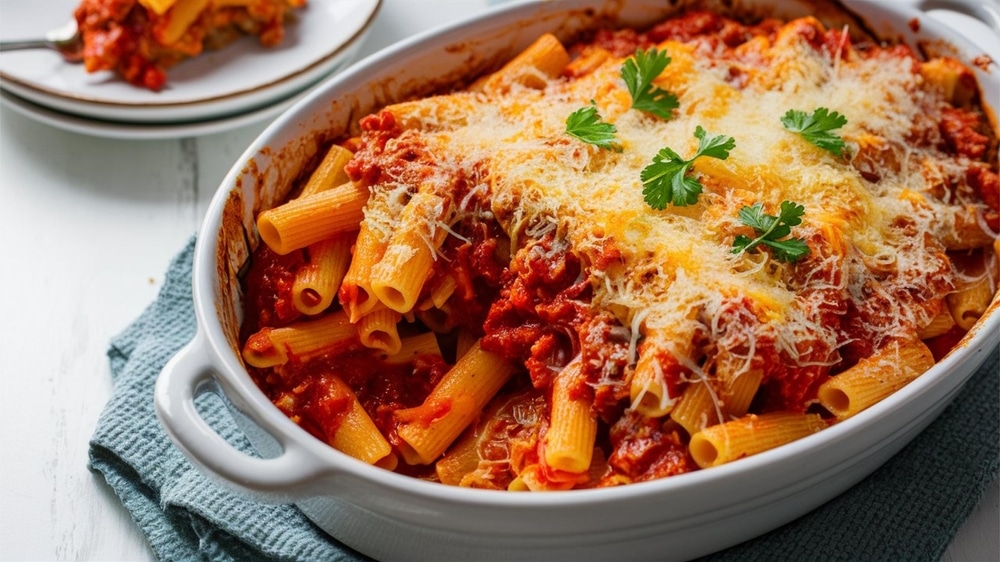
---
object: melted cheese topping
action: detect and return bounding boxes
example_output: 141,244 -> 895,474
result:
372,15 -> 995,385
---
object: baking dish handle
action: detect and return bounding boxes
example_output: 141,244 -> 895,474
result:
155,332 -> 329,499
915,0 -> 1000,34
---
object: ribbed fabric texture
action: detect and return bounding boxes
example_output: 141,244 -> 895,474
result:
89,236 -> 999,561
88,237 -> 367,562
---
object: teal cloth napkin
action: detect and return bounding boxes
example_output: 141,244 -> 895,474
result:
89,236 -> 999,561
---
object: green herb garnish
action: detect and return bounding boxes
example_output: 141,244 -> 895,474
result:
781,107 -> 848,157
621,48 -> 679,120
641,126 -> 735,208
565,105 -> 621,151
732,201 -> 810,263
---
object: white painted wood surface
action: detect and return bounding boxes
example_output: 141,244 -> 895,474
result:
0,1 -> 996,560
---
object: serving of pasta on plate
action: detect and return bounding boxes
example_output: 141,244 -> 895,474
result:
235,7 -> 998,491
74,0 -> 306,90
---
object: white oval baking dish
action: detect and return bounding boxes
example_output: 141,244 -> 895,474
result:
155,1 -> 1000,560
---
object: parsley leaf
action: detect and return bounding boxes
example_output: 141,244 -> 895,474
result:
641,126 -> 736,208
566,105 -> 621,151
781,107 -> 848,157
732,200 -> 810,263
621,48 -> 679,120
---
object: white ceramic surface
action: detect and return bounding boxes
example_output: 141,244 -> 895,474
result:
0,0 -> 381,124
154,1 -> 1000,561
0,87 -> 298,140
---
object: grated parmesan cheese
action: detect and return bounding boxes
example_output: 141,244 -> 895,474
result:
363,12 -> 995,393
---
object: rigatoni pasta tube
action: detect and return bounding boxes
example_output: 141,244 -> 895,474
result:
564,47 -> 611,78
671,369 -> 762,436
544,355 -> 597,474
435,429 -> 482,486
385,95 -> 480,132
670,379 -> 722,435
434,391 -> 511,487
474,33 -> 570,92
689,412 -> 827,469
257,181 -> 368,255
946,256 -> 993,331
298,145 -> 354,198
426,274 -> 457,310
920,57 -> 977,106
630,330 -> 693,417
940,206 -> 996,250
817,338 -> 935,421
242,310 -> 357,368
340,209 -> 390,322
379,331 -> 442,364
917,308 -> 956,340
630,349 -> 675,417
292,234 -> 354,316
323,375 -> 397,470
722,368 -> 764,419
415,303 -> 456,334
395,341 -> 517,465
371,190 -> 452,313
357,305 -> 403,355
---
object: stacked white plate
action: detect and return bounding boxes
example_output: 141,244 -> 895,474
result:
0,0 -> 381,139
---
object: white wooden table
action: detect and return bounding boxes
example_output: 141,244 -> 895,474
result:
0,1 -> 996,560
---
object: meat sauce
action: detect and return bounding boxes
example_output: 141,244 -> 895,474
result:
73,0 -> 299,90
75,0 -> 170,90
239,9 -> 998,489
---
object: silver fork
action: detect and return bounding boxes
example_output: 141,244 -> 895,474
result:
0,20 -> 83,62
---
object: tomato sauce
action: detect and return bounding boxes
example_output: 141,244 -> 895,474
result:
240,244 -> 304,338
941,107 -> 993,159
73,0 -> 299,90
968,164 -> 1000,231
482,233 -> 593,389
237,6 -> 998,490
75,0 -> 169,90
601,410 -> 697,484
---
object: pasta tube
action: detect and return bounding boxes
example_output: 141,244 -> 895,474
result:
689,412 -> 827,469
473,33 -> 570,92
630,329 -> 694,417
544,355 -> 597,474
298,145 -> 354,198
395,341 -> 517,465
371,190 -> 452,313
242,310 -> 357,368
357,305 -> 403,355
340,198 -> 390,322
292,234 -> 354,316
256,182 -> 368,255
817,338 -> 935,421
323,375 -> 397,470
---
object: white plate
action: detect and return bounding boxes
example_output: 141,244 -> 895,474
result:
0,0 -> 381,124
0,87 -> 298,140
